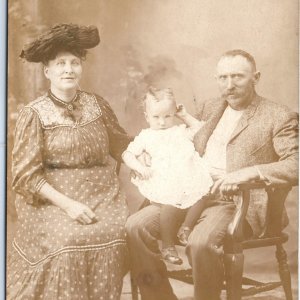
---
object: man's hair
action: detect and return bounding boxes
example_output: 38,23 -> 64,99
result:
220,49 -> 257,71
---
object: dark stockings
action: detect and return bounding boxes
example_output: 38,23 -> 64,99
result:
183,198 -> 208,229
160,205 -> 186,248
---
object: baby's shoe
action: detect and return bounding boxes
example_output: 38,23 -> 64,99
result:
161,246 -> 183,265
177,226 -> 192,246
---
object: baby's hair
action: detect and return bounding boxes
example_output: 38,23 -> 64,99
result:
142,87 -> 176,111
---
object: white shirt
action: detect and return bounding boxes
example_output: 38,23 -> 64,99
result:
203,106 -> 244,177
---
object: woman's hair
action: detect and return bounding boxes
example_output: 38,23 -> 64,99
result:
142,87 -> 176,111
42,48 -> 87,65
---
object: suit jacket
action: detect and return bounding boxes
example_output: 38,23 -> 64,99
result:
194,94 -> 298,236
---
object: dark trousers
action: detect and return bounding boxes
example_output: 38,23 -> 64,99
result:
125,199 -> 236,300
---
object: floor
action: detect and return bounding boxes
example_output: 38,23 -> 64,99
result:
120,245 -> 298,300
121,271 -> 298,300
6,220 -> 298,300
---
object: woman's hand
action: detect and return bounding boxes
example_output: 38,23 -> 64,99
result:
39,182 -> 97,225
63,199 -> 97,225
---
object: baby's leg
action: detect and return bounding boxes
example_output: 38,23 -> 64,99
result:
183,198 -> 208,229
160,204 -> 186,249
177,198 -> 208,246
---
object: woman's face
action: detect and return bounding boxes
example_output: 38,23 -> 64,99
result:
44,51 -> 83,94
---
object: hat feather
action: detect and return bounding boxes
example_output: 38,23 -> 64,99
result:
20,23 -> 100,63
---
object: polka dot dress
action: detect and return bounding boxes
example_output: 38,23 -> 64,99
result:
7,92 -> 131,300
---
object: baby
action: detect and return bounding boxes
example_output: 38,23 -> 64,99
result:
122,87 -> 213,264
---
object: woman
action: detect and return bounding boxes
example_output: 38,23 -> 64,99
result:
7,23 -> 131,299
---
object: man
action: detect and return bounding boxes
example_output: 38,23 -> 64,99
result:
125,49 -> 298,300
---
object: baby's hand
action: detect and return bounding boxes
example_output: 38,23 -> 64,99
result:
176,104 -> 188,119
137,151 -> 152,167
136,166 -> 152,180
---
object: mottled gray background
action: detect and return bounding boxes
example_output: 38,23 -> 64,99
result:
7,0 -> 298,298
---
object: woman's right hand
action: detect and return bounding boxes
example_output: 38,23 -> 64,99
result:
39,183 -> 97,225
63,199 -> 97,225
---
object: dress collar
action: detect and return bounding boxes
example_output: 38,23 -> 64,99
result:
48,90 -> 83,122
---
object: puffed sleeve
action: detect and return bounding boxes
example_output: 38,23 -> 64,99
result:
12,107 -> 46,204
125,130 -> 147,156
96,95 -> 132,161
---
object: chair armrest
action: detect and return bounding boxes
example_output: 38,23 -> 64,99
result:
226,181 -> 267,242
235,181 -> 268,191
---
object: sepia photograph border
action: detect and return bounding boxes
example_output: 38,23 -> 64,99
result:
4,1 -> 299,299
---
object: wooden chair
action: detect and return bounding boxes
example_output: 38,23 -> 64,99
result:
130,181 -> 294,300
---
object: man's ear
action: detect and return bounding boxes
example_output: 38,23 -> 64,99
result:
253,71 -> 261,85
44,66 -> 49,79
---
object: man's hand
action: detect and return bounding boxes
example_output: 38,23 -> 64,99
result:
211,167 -> 261,197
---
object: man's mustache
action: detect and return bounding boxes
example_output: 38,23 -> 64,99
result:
224,90 -> 238,96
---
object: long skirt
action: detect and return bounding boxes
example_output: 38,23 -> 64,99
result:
7,164 -> 129,300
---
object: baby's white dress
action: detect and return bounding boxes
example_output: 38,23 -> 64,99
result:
126,124 -> 213,209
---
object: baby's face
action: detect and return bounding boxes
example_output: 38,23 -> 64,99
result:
145,99 -> 177,130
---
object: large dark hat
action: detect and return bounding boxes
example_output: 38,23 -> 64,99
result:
20,23 -> 100,63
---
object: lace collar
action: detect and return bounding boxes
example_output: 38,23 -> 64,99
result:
48,90 -> 83,122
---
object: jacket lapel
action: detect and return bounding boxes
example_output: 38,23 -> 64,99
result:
228,94 -> 261,143
194,100 -> 227,156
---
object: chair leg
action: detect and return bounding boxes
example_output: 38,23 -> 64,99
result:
130,271 -> 139,300
224,252 -> 244,300
276,244 -> 293,300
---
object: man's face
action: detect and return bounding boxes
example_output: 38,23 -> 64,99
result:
216,55 -> 260,110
